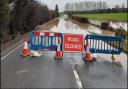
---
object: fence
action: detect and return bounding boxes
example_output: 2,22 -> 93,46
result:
29,31 -> 63,51
85,35 -> 122,54
29,32 -> 122,55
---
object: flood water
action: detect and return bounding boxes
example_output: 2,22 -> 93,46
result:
90,19 -> 127,31
38,18 -> 127,74
49,18 -> 116,36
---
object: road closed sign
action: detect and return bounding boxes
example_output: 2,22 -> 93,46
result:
63,34 -> 84,52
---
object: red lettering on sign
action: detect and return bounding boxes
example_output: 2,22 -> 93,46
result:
63,34 -> 84,52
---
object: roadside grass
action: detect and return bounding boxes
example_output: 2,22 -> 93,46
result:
122,41 -> 128,54
73,13 -> 127,21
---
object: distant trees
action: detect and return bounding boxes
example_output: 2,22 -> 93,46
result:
64,1 -> 108,12
122,3 -> 125,9
64,1 -> 127,14
115,5 -> 120,9
55,4 -> 59,17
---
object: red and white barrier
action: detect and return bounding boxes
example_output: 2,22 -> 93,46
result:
34,31 -> 60,37
33,31 -> 62,59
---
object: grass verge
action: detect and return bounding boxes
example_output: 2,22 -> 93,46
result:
73,13 -> 127,21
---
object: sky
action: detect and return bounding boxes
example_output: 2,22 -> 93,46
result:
37,0 -> 127,12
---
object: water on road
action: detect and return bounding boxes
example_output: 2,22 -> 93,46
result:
1,18 -> 127,88
38,18 -> 127,73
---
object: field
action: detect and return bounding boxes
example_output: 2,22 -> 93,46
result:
73,13 -> 127,21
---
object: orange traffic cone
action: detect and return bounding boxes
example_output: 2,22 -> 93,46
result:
54,37 -> 62,60
22,37 -> 29,56
85,45 -> 91,61
55,44 -> 61,58
83,40 -> 92,62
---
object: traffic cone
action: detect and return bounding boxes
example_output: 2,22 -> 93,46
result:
56,44 -> 61,57
54,37 -> 62,60
85,45 -> 91,61
83,40 -> 92,62
21,37 -> 29,57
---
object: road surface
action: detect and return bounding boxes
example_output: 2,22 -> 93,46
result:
1,43 -> 127,88
1,18 -> 127,88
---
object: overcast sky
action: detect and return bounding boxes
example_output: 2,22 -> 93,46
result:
37,0 -> 127,12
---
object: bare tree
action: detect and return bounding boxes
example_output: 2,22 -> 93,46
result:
64,1 -> 108,12
64,3 -> 69,11
122,3 -> 125,8
115,5 -> 120,9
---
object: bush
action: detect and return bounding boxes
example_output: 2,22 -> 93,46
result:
71,16 -> 90,23
115,27 -> 127,41
101,22 -> 109,29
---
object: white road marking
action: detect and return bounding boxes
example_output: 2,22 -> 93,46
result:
72,64 -> 83,89
1,44 -> 23,60
16,69 -> 28,74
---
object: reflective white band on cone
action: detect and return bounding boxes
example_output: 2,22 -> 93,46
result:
24,42 -> 28,49
57,44 -> 60,51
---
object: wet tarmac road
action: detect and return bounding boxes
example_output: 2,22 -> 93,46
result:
1,45 -> 77,88
1,18 -> 127,88
76,61 -> 127,88
1,44 -> 127,88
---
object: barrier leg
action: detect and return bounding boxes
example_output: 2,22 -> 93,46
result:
111,54 -> 116,62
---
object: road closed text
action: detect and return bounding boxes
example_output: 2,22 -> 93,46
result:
63,34 -> 84,52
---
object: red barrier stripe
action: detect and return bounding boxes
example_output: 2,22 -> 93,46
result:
45,32 -> 49,36
54,33 -> 59,36
34,32 -> 40,36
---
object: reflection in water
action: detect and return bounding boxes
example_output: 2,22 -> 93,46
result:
37,18 -> 127,71
109,22 -> 127,31
50,19 -> 116,36
50,19 -> 103,37
71,19 -> 115,36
